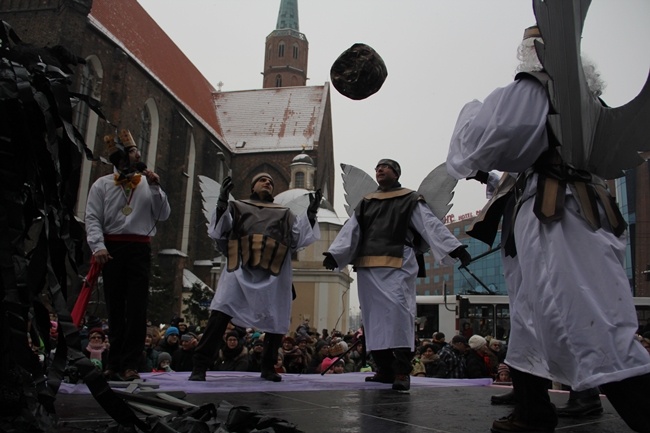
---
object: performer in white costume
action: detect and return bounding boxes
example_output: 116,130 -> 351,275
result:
324,159 -> 470,391
189,173 -> 320,382
447,24 -> 650,433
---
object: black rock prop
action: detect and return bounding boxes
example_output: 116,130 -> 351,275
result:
330,43 -> 387,100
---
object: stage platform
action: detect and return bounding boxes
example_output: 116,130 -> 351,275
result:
54,372 -> 633,432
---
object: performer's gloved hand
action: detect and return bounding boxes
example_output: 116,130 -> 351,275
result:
219,176 -> 233,206
322,252 -> 338,270
449,245 -> 472,267
216,176 -> 233,222
307,189 -> 322,227
466,170 -> 489,184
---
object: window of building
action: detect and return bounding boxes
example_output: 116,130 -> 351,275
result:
72,62 -> 98,138
292,44 -> 299,59
278,42 -> 285,58
295,171 -> 305,188
275,74 -> 282,87
138,105 -> 151,161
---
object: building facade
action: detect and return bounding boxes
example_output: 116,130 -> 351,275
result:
0,0 -> 349,331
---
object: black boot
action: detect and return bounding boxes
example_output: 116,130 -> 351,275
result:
491,368 -> 557,432
600,373 -> 650,433
392,348 -> 412,391
260,333 -> 283,382
556,388 -> 602,418
365,349 -> 395,383
556,397 -> 603,417
189,310 -> 231,381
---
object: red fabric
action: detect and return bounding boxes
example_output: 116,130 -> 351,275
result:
71,256 -> 104,327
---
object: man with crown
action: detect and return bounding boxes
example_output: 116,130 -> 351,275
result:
85,130 -> 170,382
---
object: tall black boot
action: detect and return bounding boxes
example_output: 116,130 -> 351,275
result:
365,349 -> 395,383
510,368 -> 557,428
261,333 -> 283,382
189,310 -> 232,381
601,373 -> 650,432
391,348 -> 412,391
556,387 -> 602,418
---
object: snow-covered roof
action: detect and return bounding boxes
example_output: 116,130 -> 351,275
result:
183,268 -> 211,290
213,85 -> 329,154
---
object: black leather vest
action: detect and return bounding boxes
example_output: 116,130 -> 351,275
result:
354,188 -> 422,268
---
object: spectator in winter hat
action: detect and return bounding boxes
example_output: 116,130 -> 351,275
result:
307,340 -> 330,373
247,339 -> 265,373
171,332 -> 198,372
155,326 -> 180,354
154,352 -> 173,372
496,363 -> 512,384
320,357 -> 335,374
466,335 -> 492,379
280,336 -> 307,374
215,331 -> 249,372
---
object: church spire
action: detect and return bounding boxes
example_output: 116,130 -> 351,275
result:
276,0 -> 299,31
262,0 -> 308,88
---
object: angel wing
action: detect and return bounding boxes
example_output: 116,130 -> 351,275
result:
417,163 -> 457,220
282,189 -> 334,216
198,175 -> 234,225
340,163 -> 377,217
533,0 -> 650,179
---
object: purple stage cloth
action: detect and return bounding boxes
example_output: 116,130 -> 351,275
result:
58,371 -> 493,395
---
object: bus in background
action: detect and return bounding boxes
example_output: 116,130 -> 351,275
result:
415,294 -> 509,341
416,294 -> 650,342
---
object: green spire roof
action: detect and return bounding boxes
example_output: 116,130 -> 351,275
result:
276,0 -> 299,31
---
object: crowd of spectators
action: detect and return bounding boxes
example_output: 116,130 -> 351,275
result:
49,314 -> 650,384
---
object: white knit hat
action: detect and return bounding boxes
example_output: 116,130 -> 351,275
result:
468,335 -> 487,350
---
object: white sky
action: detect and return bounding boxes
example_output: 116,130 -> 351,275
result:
138,0 -> 650,219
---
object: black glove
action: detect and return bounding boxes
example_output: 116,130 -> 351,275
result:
307,189 -> 322,227
322,252 -> 338,270
466,170 -> 489,184
449,245 -> 472,268
216,176 -> 234,222
219,176 -> 233,205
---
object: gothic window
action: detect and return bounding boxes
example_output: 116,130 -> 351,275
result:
278,41 -> 285,58
267,44 -> 272,60
138,105 -> 152,161
295,172 -> 305,188
275,74 -> 282,87
72,61 -> 98,138
292,44 -> 299,59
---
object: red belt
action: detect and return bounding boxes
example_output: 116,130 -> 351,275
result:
104,234 -> 150,243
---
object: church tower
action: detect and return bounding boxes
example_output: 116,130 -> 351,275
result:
262,0 -> 308,88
